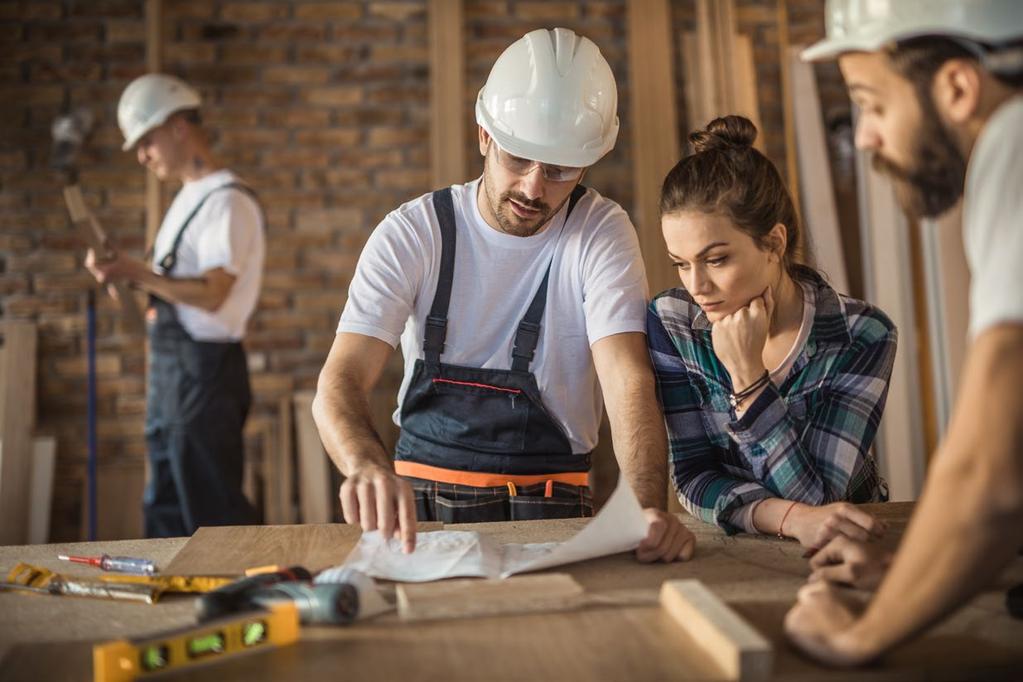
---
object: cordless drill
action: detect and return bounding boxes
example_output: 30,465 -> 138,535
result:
196,566 -> 359,626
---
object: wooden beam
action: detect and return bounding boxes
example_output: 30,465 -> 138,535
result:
428,0 -> 466,189
660,580 -> 773,681
627,0 -> 681,298
788,45 -> 849,292
144,0 -> 162,250
777,0 -> 802,216
0,321 -> 37,545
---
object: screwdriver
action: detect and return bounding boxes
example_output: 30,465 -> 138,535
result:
58,554 -> 157,575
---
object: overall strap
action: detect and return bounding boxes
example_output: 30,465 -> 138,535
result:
423,187 -> 457,365
158,181 -> 259,274
511,184 -> 587,373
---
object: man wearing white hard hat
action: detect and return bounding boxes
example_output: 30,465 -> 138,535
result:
313,28 -> 695,562
783,0 -> 1023,666
85,74 -> 264,537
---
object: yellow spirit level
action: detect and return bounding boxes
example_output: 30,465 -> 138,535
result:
92,603 -> 300,682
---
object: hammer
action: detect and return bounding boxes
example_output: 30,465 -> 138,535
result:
51,109 -> 145,335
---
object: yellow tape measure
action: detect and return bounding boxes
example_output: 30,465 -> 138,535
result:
93,603 -> 300,682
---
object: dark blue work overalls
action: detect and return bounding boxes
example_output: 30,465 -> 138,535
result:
393,186 -> 594,523
143,183 -> 258,537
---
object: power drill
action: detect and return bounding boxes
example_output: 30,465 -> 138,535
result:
196,566 -> 359,626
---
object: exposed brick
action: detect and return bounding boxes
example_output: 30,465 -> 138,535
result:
219,44 -> 289,64
368,2 -> 423,21
221,2 -> 291,22
263,66 -> 332,85
515,2 -> 580,20
294,2 -> 364,20
293,129 -> 361,147
302,86 -> 364,107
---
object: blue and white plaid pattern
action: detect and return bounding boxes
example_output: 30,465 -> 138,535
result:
647,272 -> 896,534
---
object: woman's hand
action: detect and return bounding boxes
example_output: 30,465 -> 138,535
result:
785,502 -> 886,550
710,287 -> 774,390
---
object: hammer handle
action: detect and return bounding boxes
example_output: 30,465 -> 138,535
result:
63,185 -> 146,336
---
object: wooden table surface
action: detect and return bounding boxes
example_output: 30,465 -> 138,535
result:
1,502 -> 1021,681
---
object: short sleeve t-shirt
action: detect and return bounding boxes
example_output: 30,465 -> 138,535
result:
964,96 -> 1023,338
151,169 -> 265,342
337,179 -> 649,454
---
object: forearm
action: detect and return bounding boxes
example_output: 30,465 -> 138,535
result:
847,445 -> 1023,657
312,368 -> 392,477
609,375 -> 668,509
134,269 -> 228,311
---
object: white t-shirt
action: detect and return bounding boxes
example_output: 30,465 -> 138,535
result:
152,169 -> 265,342
338,179 -> 649,454
964,96 -> 1023,338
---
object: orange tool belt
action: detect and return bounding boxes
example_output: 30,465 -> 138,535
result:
394,461 -> 589,488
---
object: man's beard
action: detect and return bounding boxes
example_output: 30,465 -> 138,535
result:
871,95 -> 966,220
481,168 -> 554,237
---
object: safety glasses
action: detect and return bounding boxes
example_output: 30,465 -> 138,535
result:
489,141 -> 584,183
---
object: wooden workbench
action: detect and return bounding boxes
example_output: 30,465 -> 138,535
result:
1,503 -> 1021,680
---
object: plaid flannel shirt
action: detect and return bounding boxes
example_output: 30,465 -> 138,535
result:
647,272 -> 896,534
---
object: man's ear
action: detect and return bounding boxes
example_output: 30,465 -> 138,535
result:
478,126 -> 490,157
932,58 -> 981,125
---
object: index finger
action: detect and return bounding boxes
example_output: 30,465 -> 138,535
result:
809,536 -> 852,570
396,481 -> 417,554
838,506 -> 884,537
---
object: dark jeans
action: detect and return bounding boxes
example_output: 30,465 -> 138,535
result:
405,477 -> 594,524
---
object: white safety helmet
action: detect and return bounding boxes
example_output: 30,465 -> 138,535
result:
803,0 -> 1023,62
476,28 -> 619,169
117,73 -> 201,151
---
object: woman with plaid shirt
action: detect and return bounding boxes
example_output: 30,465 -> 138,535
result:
647,116 -> 896,549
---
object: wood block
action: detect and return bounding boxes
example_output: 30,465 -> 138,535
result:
27,436 -> 56,544
0,321 -> 37,546
292,390 -> 333,524
397,573 -> 586,622
659,580 -> 772,681
164,522 -> 443,576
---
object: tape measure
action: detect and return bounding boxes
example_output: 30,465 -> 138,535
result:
92,603 -> 300,682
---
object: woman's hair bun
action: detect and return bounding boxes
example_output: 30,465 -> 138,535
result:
688,115 -> 758,153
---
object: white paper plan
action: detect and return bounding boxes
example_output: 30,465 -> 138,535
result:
340,477 -> 650,582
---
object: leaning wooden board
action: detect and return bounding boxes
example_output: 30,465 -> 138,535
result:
3,504 -> 1023,681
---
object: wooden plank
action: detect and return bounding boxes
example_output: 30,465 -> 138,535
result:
733,34 -> 764,148
144,0 -> 162,250
660,580 -> 773,681
397,573 -> 586,622
80,463 -> 145,541
292,390 -> 333,524
788,45 -> 849,293
272,394 -> 295,524
27,436 -> 56,544
0,321 -> 37,546
428,0 -> 465,189
777,0 -> 801,215
627,0 -> 681,298
164,522 -> 443,575
856,147 -> 926,500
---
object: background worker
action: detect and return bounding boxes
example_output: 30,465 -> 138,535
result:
85,74 -> 265,537
785,0 -> 1023,665
313,28 -> 695,563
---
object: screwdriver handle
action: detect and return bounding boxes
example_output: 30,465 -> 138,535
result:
99,555 -> 157,575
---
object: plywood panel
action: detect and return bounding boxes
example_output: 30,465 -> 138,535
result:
0,321 -> 37,546
27,436 -> 56,544
164,521 -> 442,575
79,463 -> 145,541
788,45 -> 849,293
292,390 -> 333,524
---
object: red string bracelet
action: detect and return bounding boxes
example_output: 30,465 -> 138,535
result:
778,501 -> 799,539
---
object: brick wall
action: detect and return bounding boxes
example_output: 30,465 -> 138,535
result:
1,0 -> 834,541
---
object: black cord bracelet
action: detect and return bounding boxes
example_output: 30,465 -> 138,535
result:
728,370 -> 771,410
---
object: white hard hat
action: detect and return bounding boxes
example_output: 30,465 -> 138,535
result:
117,73 -> 201,151
475,28 -> 619,168
803,0 -> 1023,62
